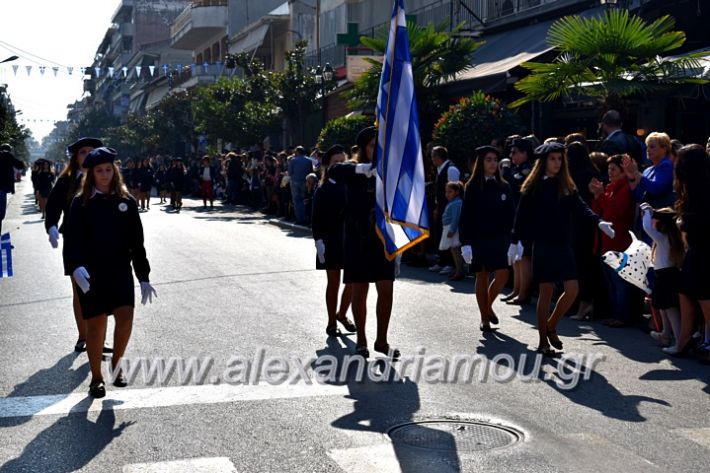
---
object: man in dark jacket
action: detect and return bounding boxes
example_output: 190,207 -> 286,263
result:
599,110 -> 643,163
0,143 -> 26,235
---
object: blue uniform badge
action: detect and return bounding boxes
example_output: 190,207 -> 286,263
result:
0,233 -> 13,278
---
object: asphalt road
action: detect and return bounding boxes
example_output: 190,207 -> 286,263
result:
1,178 -> 709,473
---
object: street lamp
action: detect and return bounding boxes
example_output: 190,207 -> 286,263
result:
0,56 -> 19,64
599,0 -> 621,7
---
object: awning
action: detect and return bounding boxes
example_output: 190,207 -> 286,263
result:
455,19 -> 554,82
454,6 -> 605,84
231,24 -> 270,54
145,84 -> 170,110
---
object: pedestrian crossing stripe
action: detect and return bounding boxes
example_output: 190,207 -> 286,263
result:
123,457 -> 237,472
0,382 -> 349,419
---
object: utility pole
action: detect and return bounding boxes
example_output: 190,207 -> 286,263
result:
316,0 -> 321,64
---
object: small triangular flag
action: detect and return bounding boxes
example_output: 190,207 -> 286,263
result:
136,66 -> 142,77
52,67 -> 59,77
11,65 -> 18,76
162,64 -> 169,75
122,66 -> 128,78
39,66 -> 46,75
25,65 -> 32,76
80,67 -> 87,75
94,67 -> 101,77
190,63 -> 196,75
148,65 -> 155,76
203,62 -> 209,74
67,66 -> 74,75
108,67 -> 115,78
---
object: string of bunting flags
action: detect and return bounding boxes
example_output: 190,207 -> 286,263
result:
1,61 -> 232,80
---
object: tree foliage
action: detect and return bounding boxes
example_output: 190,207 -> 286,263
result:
193,54 -> 280,147
346,21 -> 482,140
433,92 -> 523,166
512,10 -> 707,108
317,114 -> 374,151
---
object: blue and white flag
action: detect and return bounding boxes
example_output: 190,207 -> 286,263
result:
0,233 -> 13,278
375,0 -> 429,260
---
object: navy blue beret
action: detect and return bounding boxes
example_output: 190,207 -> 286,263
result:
356,126 -> 377,149
534,142 -> 566,156
67,137 -> 103,155
324,145 -> 345,161
83,147 -> 118,168
475,145 -> 500,158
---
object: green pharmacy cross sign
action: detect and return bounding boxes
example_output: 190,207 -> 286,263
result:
337,17 -> 417,50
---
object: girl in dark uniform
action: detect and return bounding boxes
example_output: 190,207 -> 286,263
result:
671,144 -> 710,362
155,163 -> 168,204
459,146 -> 515,332
66,147 -> 157,398
138,158 -> 154,211
124,159 -> 139,199
45,137 -> 104,352
36,160 -> 56,219
511,142 -> 615,355
502,138 -> 534,305
170,159 -> 187,212
312,145 -> 356,337
328,127 -> 399,359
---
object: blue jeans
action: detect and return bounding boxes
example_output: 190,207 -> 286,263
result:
290,181 -> 306,223
603,264 -> 630,322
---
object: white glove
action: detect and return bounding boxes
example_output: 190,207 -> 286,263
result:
507,243 -> 520,266
461,245 -> 473,265
598,220 -> 616,239
515,241 -> 524,262
639,202 -> 653,216
315,239 -> 326,264
72,267 -> 91,294
395,254 -> 402,277
48,226 -> 59,249
355,163 -> 376,178
140,281 -> 157,305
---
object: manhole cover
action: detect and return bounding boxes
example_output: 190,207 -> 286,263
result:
388,421 -> 522,452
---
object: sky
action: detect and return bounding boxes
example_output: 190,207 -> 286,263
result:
0,0 -> 121,142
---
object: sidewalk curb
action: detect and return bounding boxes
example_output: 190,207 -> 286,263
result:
266,218 -> 311,233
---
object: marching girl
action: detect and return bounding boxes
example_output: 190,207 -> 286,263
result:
639,205 -> 684,351
312,145 -> 356,337
65,147 -> 157,398
501,138 -> 534,305
327,126 -> 400,359
670,144 -> 710,363
45,137 -> 105,353
137,158 -> 154,211
124,159 -> 139,199
36,160 -> 56,219
155,163 -> 169,204
169,159 -> 187,211
511,142 -> 616,355
459,146 -> 515,331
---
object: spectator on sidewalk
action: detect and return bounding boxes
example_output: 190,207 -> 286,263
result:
288,146 -> 313,225
0,143 -> 26,236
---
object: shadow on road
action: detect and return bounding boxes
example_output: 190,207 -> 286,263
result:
0,353 -> 90,428
317,337 -> 462,473
0,398 -> 134,472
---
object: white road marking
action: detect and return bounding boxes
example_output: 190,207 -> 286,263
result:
671,428 -> 710,449
327,444 -> 460,473
0,382 -> 349,419
123,457 -> 237,472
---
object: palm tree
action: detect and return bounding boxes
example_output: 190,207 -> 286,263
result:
346,21 -> 482,140
511,9 -> 707,109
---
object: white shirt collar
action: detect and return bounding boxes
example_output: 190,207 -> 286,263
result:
90,187 -> 104,198
485,175 -> 496,181
436,160 -> 450,174
328,178 -> 336,184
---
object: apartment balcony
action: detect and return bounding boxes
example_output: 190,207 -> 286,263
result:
170,0 -> 228,50
118,22 -> 134,37
111,0 -> 134,23
460,0 -> 590,27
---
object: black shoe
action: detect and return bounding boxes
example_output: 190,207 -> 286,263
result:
355,345 -> 370,359
74,339 -> 87,353
112,371 -> 128,388
89,380 -> 106,398
102,346 -> 113,354
374,343 -> 400,360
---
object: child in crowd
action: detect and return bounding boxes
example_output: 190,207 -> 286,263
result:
439,181 -> 464,281
641,205 -> 685,352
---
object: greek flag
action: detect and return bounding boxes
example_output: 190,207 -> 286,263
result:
375,0 -> 429,260
0,233 -> 13,278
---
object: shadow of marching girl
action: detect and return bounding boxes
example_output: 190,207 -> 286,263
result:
65,147 -> 157,398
